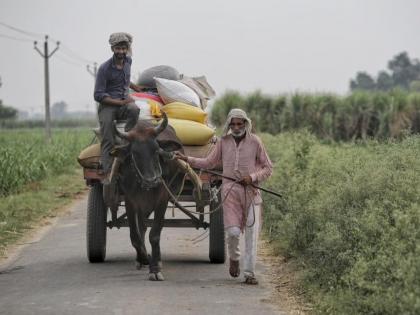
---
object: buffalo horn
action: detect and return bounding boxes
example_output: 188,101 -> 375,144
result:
154,112 -> 168,135
114,121 -> 130,140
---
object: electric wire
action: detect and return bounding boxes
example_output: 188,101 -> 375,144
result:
0,32 -> 34,42
0,21 -> 97,66
54,54 -> 86,68
56,43 -> 96,64
0,21 -> 44,39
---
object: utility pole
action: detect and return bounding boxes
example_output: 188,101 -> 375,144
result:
87,62 -> 99,119
87,62 -> 97,78
34,35 -> 59,142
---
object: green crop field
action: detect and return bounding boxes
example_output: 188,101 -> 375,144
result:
0,128 -> 92,196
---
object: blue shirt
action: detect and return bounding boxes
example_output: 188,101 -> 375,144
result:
94,55 -> 132,102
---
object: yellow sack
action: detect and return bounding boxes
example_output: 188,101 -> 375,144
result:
162,102 -> 207,124
150,102 -> 162,117
168,118 -> 215,145
77,143 -> 101,168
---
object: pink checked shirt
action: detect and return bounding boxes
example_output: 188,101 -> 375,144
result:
188,133 -> 273,229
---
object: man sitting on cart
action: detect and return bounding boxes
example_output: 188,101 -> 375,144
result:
94,32 -> 143,183
176,108 -> 273,285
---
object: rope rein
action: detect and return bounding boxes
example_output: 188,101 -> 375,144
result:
130,151 -> 257,226
131,153 -> 162,186
161,177 -> 237,215
161,174 -> 257,227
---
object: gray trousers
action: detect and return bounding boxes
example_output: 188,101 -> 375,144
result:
98,102 -> 139,173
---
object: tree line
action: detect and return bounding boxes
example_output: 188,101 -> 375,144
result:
0,100 -> 18,120
350,51 -> 420,92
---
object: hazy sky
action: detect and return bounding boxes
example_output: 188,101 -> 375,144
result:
0,0 -> 419,114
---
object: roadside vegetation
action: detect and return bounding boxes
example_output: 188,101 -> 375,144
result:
211,91 -> 420,314
0,129 -> 92,196
261,132 -> 420,314
0,129 -> 92,257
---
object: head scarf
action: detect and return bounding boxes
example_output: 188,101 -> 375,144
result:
222,108 -> 252,136
109,32 -> 133,56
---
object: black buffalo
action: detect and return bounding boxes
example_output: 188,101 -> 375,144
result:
115,113 -> 184,281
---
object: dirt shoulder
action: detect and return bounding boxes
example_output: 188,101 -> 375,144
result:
259,240 -> 313,315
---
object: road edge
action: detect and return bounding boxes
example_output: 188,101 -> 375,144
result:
0,192 -> 87,271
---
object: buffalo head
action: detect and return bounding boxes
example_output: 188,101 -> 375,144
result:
115,113 -> 182,189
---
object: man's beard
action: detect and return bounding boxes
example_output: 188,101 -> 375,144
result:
231,128 -> 246,138
114,52 -> 126,60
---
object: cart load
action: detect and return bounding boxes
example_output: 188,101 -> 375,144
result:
161,102 -> 208,124
167,118 -> 214,146
131,68 -> 216,146
131,92 -> 163,120
155,77 -> 201,107
77,66 -> 217,169
137,65 -> 180,89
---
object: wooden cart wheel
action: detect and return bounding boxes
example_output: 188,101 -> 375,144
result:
86,183 -> 107,263
209,189 -> 226,263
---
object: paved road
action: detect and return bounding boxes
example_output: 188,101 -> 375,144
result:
0,195 -> 284,315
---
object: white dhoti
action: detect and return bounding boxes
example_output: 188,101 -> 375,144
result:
225,204 -> 260,278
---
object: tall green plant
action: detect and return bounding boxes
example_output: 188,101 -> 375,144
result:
211,90 -> 420,141
261,132 -> 420,314
0,129 -> 91,196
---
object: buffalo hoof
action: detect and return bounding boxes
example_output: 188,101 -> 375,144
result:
136,255 -> 150,269
139,258 -> 150,266
149,272 -> 164,281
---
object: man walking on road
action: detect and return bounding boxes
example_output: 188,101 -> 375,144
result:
176,108 -> 273,284
94,32 -> 143,180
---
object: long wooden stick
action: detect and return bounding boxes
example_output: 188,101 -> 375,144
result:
200,169 -> 283,198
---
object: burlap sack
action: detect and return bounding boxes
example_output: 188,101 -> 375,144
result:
77,143 -> 101,168
138,65 -> 180,89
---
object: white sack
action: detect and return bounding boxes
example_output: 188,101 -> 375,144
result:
155,78 -> 201,107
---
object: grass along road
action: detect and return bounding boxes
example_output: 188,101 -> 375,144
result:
0,168 -> 87,259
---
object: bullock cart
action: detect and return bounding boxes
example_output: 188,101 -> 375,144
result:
81,132 -> 226,266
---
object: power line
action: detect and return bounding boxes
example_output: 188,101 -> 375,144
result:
55,54 -> 86,68
59,45 -> 96,64
0,21 -> 43,39
1,21 -> 99,128
0,31 -> 88,69
0,21 -> 97,65
0,32 -> 34,42
48,34 -> 96,64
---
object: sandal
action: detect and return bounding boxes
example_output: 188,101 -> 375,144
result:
229,259 -> 240,278
244,276 -> 258,285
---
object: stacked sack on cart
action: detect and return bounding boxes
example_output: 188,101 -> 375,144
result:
131,65 -> 216,146
77,66 -> 216,169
